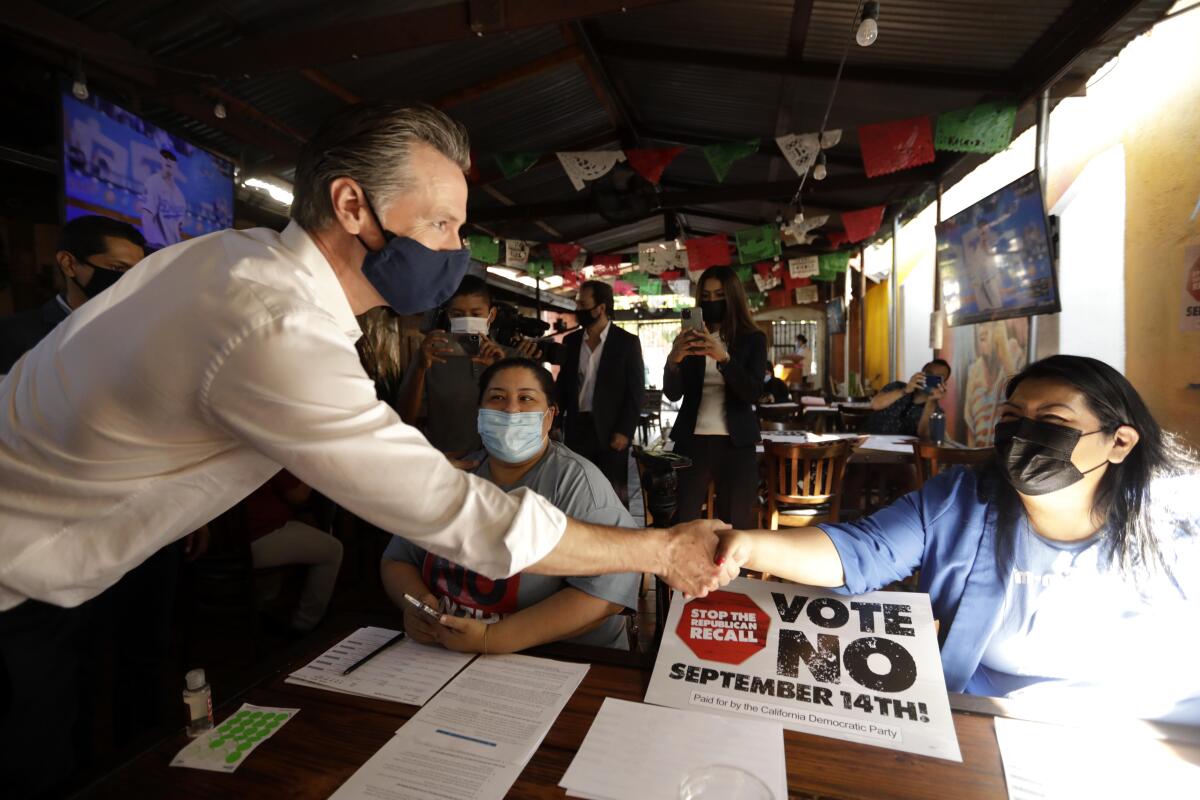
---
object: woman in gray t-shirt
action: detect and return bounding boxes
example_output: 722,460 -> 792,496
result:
381,358 -> 640,652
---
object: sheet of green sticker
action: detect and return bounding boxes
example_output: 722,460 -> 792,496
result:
170,703 -> 299,773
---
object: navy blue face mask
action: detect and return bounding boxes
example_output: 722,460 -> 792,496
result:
357,193 -> 471,316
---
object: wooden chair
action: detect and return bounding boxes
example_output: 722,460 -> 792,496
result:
638,389 -> 664,445
763,439 -> 854,528
911,443 -> 994,487
837,404 -> 874,433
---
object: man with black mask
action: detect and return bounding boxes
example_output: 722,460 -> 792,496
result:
555,280 -> 645,505
0,214 -> 144,374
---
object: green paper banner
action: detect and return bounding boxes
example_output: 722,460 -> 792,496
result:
935,103 -> 1017,154
525,258 -> 554,279
466,235 -> 499,264
819,251 -> 851,275
735,225 -> 782,263
703,140 -> 759,183
494,151 -> 541,178
735,266 -> 753,282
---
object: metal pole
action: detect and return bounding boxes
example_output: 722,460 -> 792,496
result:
843,262 -> 851,395
889,215 -> 899,382
1031,88 -> 1051,360
858,247 -> 866,389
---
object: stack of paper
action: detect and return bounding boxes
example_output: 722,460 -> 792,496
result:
560,698 -> 788,800
329,654 -> 589,800
285,625 -> 473,706
171,703 -> 298,773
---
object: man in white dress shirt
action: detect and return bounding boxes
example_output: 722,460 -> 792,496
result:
0,103 -> 734,796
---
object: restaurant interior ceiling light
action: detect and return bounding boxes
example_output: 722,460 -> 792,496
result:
71,57 -> 88,101
243,177 -> 294,206
213,101 -> 227,119
856,1 -> 880,47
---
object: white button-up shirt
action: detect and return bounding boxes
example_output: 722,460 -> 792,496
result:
577,321 -> 611,413
0,223 -> 566,610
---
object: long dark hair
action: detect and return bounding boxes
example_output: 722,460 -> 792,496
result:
979,355 -> 1198,581
696,265 -> 759,342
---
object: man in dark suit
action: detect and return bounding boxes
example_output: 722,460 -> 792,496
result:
556,280 -> 645,505
0,215 -> 145,374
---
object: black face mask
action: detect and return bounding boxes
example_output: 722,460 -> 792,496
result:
72,258 -> 125,299
993,418 -> 1109,496
700,300 -> 726,325
575,306 -> 601,328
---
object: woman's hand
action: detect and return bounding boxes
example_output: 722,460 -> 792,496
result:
403,592 -> 443,645
691,330 -> 730,364
904,371 -> 927,394
473,335 -> 506,367
420,332 -> 455,370
668,331 -> 703,364
434,615 -> 492,653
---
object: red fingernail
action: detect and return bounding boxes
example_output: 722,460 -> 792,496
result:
715,557 -> 726,566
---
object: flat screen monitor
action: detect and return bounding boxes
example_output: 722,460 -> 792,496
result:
61,87 -> 235,250
935,171 -> 1059,327
825,297 -> 846,335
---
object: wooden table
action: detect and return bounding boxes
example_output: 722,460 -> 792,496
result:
78,619 -> 1013,800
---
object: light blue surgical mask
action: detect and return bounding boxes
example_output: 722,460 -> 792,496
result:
477,409 -> 546,464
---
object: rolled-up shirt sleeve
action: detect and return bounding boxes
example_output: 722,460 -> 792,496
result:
818,491 -> 929,594
202,312 -> 566,579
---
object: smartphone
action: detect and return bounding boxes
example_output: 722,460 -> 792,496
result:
924,374 -> 943,390
403,593 -> 442,622
681,309 -> 705,334
442,333 -> 480,358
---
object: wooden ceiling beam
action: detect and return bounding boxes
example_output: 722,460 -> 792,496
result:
173,0 -> 680,79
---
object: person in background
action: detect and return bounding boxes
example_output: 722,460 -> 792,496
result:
0,215 -> 145,374
243,471 -> 344,632
555,280 -> 645,505
383,358 -> 639,652
719,355 -> 1200,723
760,362 -> 791,404
781,333 -> 809,385
666,266 -> 768,530
867,359 -> 952,439
397,274 -> 507,457
139,148 -> 186,247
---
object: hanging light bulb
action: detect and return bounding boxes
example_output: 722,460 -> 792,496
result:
813,152 -> 828,181
213,101 -> 227,119
71,57 -> 89,101
856,1 -> 880,47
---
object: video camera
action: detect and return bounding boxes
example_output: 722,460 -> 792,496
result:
490,302 -> 565,365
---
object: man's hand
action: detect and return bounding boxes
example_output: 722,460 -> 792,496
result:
403,592 -> 442,645
514,337 -> 543,361
658,519 -> 733,597
182,525 -> 210,562
609,432 -> 630,452
420,332 -> 455,369
447,454 -> 480,471
904,371 -> 927,394
434,615 -> 490,653
473,335 -> 506,368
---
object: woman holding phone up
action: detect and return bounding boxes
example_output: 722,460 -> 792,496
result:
665,266 -> 768,529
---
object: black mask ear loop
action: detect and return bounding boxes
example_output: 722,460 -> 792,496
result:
1076,428 -> 1116,476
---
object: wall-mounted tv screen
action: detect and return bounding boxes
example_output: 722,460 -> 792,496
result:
61,87 -> 235,250
935,171 -> 1059,327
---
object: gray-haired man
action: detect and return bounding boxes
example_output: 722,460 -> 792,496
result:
0,103 -> 735,796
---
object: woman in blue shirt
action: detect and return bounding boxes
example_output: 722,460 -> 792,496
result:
719,355 -> 1200,722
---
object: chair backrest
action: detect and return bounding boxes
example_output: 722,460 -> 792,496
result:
641,388 -> 663,414
911,443 -> 994,487
837,405 -> 874,433
763,440 -> 855,515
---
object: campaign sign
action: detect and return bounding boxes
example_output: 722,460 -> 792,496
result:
645,577 -> 961,761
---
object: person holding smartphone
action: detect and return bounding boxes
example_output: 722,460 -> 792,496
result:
397,274 -> 508,458
665,266 -> 768,530
867,358 -> 952,439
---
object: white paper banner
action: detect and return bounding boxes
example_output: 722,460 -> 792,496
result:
789,256 -> 820,279
556,150 -> 627,191
820,128 -> 842,149
570,251 -> 589,271
638,240 -> 687,275
795,285 -> 819,304
669,279 -> 693,296
782,214 -> 830,246
775,132 -> 821,177
753,273 -> 781,292
504,239 -> 529,268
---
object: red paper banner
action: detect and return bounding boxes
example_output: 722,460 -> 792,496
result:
624,146 -> 685,185
613,279 -> 635,295
827,230 -> 849,248
768,288 -> 790,308
754,261 -> 774,277
841,205 -> 886,243
591,254 -> 623,276
684,234 -> 732,272
784,275 -> 813,290
858,116 -> 935,178
548,242 -> 583,267
561,269 -> 582,289
660,270 -> 682,281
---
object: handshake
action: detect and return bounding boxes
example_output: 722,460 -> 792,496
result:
654,520 -> 755,598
